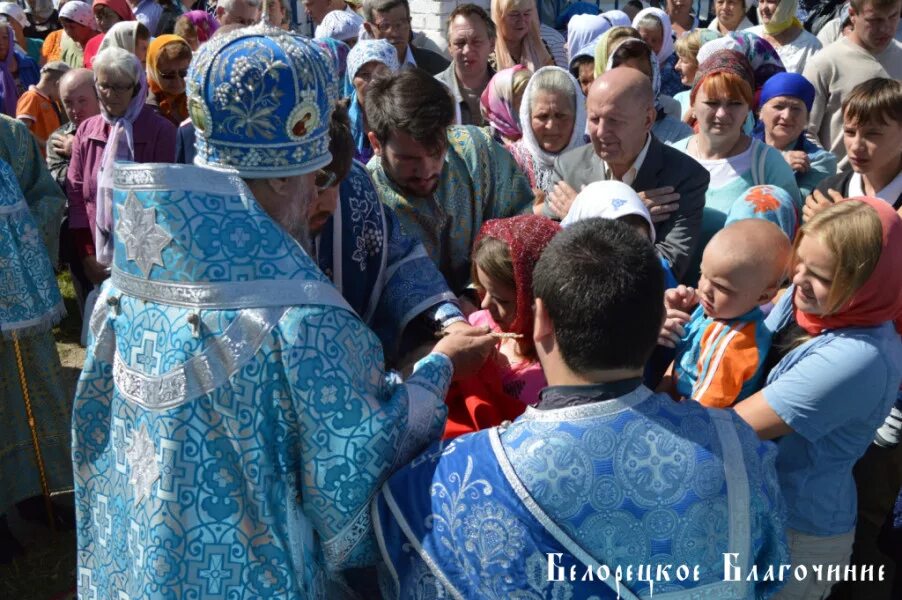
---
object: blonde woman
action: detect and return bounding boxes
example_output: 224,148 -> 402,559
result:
672,29 -> 720,119
732,198 -> 902,600
490,0 -> 552,71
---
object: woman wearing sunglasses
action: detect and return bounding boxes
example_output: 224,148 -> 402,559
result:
145,33 -> 192,126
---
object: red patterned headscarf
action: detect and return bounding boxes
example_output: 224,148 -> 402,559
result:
690,49 -> 755,106
795,197 -> 902,336
474,215 -> 561,344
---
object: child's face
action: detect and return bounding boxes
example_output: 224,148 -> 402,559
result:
698,249 -> 772,320
844,116 -> 902,176
475,265 -> 517,330
791,234 -> 836,316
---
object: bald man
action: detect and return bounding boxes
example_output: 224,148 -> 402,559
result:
544,66 -> 709,282
46,68 -> 99,188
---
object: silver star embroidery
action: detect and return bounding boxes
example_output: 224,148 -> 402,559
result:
115,192 -> 172,278
125,425 -> 160,506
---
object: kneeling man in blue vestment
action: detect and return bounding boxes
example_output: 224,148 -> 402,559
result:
374,218 -> 791,599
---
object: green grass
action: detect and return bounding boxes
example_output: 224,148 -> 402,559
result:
52,271 -> 82,347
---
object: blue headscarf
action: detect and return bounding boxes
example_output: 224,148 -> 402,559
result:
752,72 -> 819,155
346,40 -> 400,164
726,185 -> 798,241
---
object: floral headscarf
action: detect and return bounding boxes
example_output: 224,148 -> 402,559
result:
795,197 -> 902,335
632,7 -> 674,65
511,66 -> 587,194
690,49 -> 755,106
697,31 -> 785,96
726,185 -> 799,241
480,65 -> 531,142
474,215 -> 561,345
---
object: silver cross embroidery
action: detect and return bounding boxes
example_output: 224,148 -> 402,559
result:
116,192 -> 172,278
126,424 -> 160,506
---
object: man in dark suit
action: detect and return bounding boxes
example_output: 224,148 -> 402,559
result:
545,67 -> 709,282
362,0 -> 450,76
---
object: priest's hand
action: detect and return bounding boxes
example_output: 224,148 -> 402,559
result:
433,326 -> 496,381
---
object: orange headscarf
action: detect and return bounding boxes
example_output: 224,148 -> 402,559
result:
146,34 -> 191,125
795,197 -> 902,336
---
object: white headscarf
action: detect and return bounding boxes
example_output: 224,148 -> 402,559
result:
99,21 -> 141,54
562,180 -> 655,242
518,66 -> 587,194
566,14 -> 612,61
59,1 -> 98,30
632,7 -> 675,65
315,9 -> 364,42
601,10 -> 632,28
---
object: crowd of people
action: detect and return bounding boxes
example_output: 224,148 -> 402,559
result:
0,0 -> 901,598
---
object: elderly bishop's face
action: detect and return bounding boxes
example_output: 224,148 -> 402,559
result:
247,172 -> 318,253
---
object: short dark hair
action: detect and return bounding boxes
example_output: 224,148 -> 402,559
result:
850,0 -> 901,13
448,4 -> 496,40
532,218 -> 664,373
327,98 -> 354,182
843,77 -> 902,128
365,66 -> 455,150
363,0 -> 410,23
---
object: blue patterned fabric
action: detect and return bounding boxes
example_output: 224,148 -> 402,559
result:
0,158 -> 64,336
186,23 -> 336,178
72,162 -> 453,599
0,155 -> 71,513
375,387 -> 789,599
315,161 -> 460,357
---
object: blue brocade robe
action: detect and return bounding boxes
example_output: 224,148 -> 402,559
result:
72,163 -> 453,599
315,162 -> 461,358
375,386 -> 789,599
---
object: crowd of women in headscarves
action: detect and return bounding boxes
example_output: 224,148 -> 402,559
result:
5,0 -> 902,594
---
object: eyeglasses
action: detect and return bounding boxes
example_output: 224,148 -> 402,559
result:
372,17 -> 411,34
315,169 -> 338,192
158,69 -> 189,80
97,82 -> 136,94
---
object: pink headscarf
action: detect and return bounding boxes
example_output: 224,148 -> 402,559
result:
795,197 -> 902,336
184,10 -> 219,43
480,65 -> 530,142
